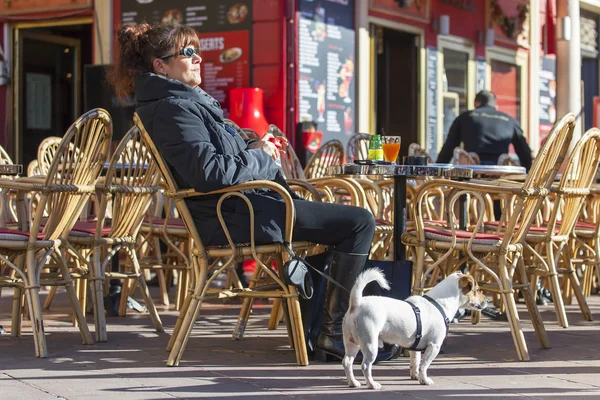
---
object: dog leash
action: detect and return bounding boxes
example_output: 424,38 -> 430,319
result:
283,242 -> 350,293
405,295 -> 450,351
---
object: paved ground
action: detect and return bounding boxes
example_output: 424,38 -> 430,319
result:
1,288 -> 600,400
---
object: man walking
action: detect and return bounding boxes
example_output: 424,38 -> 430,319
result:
436,90 -> 532,170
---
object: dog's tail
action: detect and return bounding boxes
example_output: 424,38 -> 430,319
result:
349,268 -> 390,308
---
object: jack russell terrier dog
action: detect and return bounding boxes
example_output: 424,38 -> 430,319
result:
342,269 -> 488,389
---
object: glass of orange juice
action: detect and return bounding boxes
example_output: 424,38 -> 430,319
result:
382,136 -> 401,163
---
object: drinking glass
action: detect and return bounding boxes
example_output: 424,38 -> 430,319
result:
382,136 -> 401,163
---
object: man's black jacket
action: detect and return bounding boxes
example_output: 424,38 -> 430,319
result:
436,105 -> 532,170
135,73 -> 296,245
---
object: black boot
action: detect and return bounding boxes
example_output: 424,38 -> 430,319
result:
298,249 -> 332,355
314,251 -> 367,361
313,252 -> 401,362
536,280 -> 549,305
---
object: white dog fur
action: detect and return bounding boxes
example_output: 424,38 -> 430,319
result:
342,269 -> 488,389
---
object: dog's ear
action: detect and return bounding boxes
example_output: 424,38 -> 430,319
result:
459,276 -> 473,294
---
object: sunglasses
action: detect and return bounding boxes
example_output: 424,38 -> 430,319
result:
159,46 -> 200,59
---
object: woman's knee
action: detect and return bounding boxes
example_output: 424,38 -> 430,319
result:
353,206 -> 376,235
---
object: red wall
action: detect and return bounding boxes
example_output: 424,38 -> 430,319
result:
368,0 -> 487,56
252,0 -> 287,132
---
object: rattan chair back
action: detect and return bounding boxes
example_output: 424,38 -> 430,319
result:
37,136 -> 63,176
345,133 -> 370,162
408,143 -> 434,163
552,128 -> 600,236
508,113 -> 575,244
304,139 -> 344,179
498,153 -> 521,166
103,126 -> 161,239
41,109 -> 112,241
27,160 -> 40,176
452,147 -> 480,165
280,143 -> 306,180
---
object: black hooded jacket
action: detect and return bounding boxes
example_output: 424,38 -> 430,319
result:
135,73 -> 297,245
436,105 -> 532,170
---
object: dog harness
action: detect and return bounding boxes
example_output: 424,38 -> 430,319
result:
405,295 -> 450,351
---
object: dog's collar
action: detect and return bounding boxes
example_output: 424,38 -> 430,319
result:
423,295 -> 450,335
405,295 -> 450,352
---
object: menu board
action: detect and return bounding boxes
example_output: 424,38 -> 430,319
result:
539,55 -> 557,143
120,0 -> 252,116
298,0 -> 355,145
426,47 -> 439,160
476,57 -> 487,92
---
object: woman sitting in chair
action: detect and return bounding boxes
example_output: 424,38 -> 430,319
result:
108,22 -> 394,361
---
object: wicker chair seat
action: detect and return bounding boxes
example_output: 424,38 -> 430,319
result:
405,225 -> 503,245
140,216 -> 188,236
0,228 -> 49,242
64,221 -> 113,238
483,221 -> 558,234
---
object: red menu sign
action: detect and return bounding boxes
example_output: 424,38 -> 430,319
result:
120,0 -> 252,116
198,31 -> 250,116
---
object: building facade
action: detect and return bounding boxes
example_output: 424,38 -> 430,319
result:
0,0 -> 594,165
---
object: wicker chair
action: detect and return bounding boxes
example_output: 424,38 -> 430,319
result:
521,128 -> 600,327
498,153 -> 521,166
65,124 -> 164,342
304,139 -> 344,179
402,113 -> 575,361
408,143 -> 434,163
134,113 -> 317,366
451,147 -> 480,165
574,186 -> 600,297
0,108 -> 112,357
345,133 -> 370,162
36,136 -> 64,176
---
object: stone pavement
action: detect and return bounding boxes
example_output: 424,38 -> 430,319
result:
1,289 -> 600,400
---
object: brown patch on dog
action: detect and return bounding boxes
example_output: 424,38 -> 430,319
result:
459,275 -> 474,294
349,305 -> 355,314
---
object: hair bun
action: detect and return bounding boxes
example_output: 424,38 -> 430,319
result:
117,23 -> 151,53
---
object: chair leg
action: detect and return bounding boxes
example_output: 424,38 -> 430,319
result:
90,246 -> 108,342
233,263 -> 261,340
55,249 -> 93,345
118,275 -> 130,317
285,289 -> 308,366
268,299 -> 283,330
157,270 -> 170,306
177,269 -> 188,311
72,276 -> 87,328
25,251 -> 47,357
42,286 -> 58,310
167,256 -> 208,367
126,246 -> 163,332
412,246 -> 426,295
11,286 -> 23,337
518,258 -> 550,348
166,255 -> 198,354
498,258 -> 529,361
547,242 -> 569,328
563,248 -> 593,321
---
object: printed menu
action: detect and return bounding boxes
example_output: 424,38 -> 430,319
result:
539,55 -> 557,144
120,0 -> 252,116
298,0 -> 355,145
426,47 -> 439,160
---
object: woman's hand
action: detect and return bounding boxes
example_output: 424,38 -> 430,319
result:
248,133 -> 288,160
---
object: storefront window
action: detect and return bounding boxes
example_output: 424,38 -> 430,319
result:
442,49 -> 469,140
491,59 -> 521,121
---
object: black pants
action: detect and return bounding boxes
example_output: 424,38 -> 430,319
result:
206,198 -> 376,255
291,200 -> 375,254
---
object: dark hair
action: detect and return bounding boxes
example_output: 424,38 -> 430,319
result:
107,23 -> 200,99
474,90 -> 496,107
